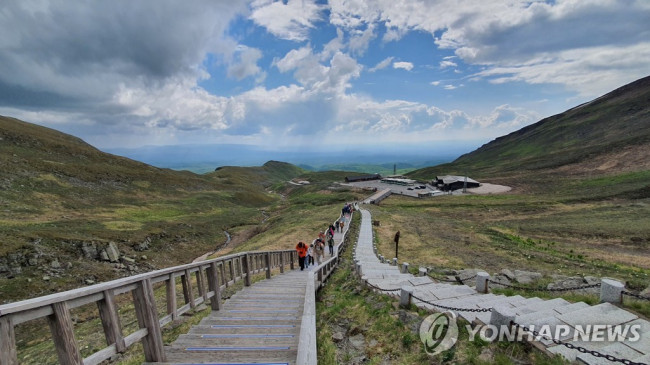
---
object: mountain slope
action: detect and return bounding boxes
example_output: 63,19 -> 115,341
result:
0,116 -> 307,301
409,75 -> 650,180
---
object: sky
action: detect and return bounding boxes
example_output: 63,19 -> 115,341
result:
1,0 -> 649,160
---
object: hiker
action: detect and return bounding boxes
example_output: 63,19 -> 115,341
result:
394,230 -> 400,259
314,238 -> 325,265
335,219 -> 340,232
318,231 -> 326,243
339,219 -> 345,232
328,236 -> 334,256
328,224 -> 336,237
307,243 -> 314,267
296,241 -> 308,271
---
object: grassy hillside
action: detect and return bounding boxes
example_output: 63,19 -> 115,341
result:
408,75 -> 650,182
0,116 -> 310,302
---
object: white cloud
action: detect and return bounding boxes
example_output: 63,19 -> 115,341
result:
369,57 -> 394,72
430,81 -> 441,86
440,60 -> 457,69
249,0 -> 325,41
393,61 -> 414,71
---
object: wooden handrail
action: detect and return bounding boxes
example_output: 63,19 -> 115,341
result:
0,249 -> 296,365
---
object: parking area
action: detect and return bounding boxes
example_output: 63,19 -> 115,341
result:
344,180 -> 442,198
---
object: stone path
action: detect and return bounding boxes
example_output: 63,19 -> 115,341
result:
355,209 -> 650,365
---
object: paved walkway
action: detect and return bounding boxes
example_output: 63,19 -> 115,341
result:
154,213 -> 352,364
355,209 -> 650,365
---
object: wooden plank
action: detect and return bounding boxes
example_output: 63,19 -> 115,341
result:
229,260 -> 235,284
244,254 -> 251,287
47,302 -> 83,365
182,269 -> 195,309
207,262 -> 222,311
166,274 -> 178,321
196,269 -> 208,303
220,262 -> 228,288
296,272 -> 317,365
82,344 -> 116,365
132,279 -> 166,362
0,316 -> 18,365
265,252 -> 272,279
96,290 -> 126,353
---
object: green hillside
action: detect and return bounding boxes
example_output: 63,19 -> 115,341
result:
408,75 -> 650,181
0,116 -> 312,302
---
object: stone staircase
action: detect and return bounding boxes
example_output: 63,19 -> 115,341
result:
355,209 -> 650,365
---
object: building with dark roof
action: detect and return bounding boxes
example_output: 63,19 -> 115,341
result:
433,175 -> 480,191
345,173 -> 381,183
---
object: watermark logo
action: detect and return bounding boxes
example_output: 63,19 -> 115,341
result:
419,311 -> 459,356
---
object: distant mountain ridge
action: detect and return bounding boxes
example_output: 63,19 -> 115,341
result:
409,75 -> 650,179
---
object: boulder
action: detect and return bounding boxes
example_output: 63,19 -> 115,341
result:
349,333 -> 366,351
500,269 -> 515,280
81,242 -> 98,260
513,270 -> 542,284
105,242 -> 120,262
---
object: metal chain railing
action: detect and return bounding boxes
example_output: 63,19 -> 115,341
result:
428,273 -> 477,284
512,322 -> 648,365
622,290 -> 650,301
411,293 -> 492,313
488,279 -> 601,292
365,281 -> 401,293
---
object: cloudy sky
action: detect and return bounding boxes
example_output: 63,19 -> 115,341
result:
1,0 -> 649,156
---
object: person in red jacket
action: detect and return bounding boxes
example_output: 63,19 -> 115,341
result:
296,241 -> 308,271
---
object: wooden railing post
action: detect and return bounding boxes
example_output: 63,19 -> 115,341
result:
48,302 -> 83,365
219,262 -> 228,288
132,278 -> 166,362
166,274 -> 178,321
243,254 -> 251,286
0,316 -> 18,365
182,269 -> 195,309
196,268 -> 208,303
229,260 -> 236,284
207,262 -> 222,311
280,252 -> 285,273
290,251 -> 295,270
97,290 -> 126,353
265,252 -> 272,279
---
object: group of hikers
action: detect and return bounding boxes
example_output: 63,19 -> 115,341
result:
295,203 -> 355,271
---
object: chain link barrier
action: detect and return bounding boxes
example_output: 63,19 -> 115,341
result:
512,322 -> 648,365
411,292 -> 493,313
365,281 -> 401,293
427,273 -> 477,283
622,290 -> 650,301
488,279 -> 601,293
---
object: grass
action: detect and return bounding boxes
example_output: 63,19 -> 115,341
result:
316,213 -> 571,364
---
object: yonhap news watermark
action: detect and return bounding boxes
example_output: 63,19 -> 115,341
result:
468,323 -> 642,343
420,312 -> 643,356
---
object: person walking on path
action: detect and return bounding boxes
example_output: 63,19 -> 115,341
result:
307,244 -> 314,267
394,230 -> 400,259
335,219 -> 340,232
328,236 -> 334,256
314,238 -> 325,265
296,242 -> 308,271
339,219 -> 345,233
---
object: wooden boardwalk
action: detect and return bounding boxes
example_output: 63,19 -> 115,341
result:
148,214 -> 352,365
156,270 -> 308,364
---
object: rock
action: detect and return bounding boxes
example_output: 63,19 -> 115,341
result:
81,242 -> 98,260
513,270 -> 542,284
43,275 -> 50,281
50,260 -> 61,269
478,348 -> 494,362
140,255 -> 147,260
583,276 -> 600,286
640,286 -> 650,297
99,250 -> 110,261
398,309 -> 422,333
332,332 -> 345,343
85,279 -> 95,285
105,242 -> 120,262
489,274 -> 511,287
500,269 -> 515,280
122,256 -> 136,264
349,333 -> 366,351
133,238 -> 150,252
